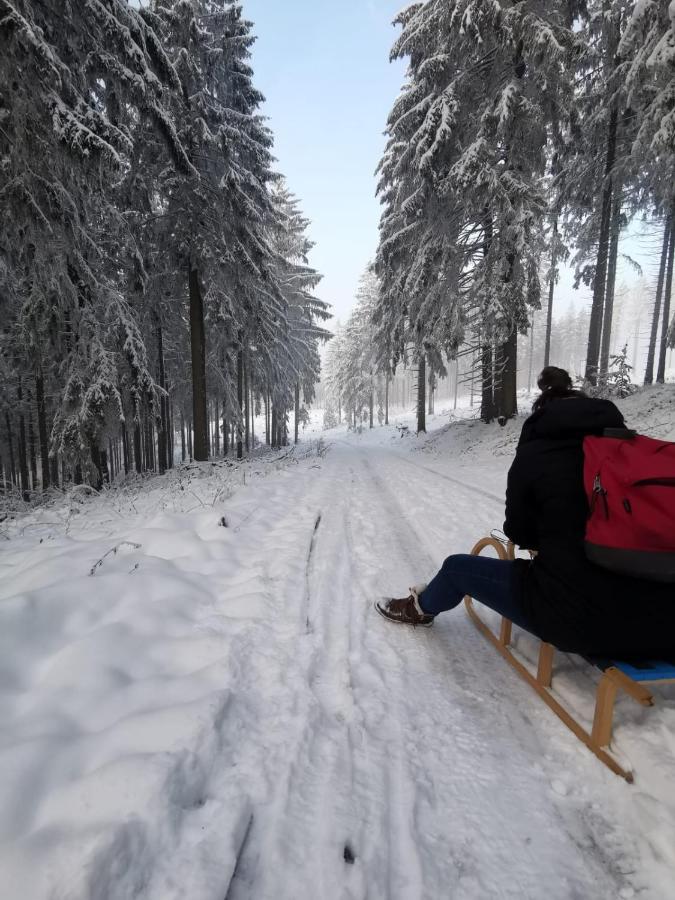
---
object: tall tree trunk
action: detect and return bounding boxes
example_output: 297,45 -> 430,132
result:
237,341 -> 244,460
28,401 -> 37,490
187,420 -> 193,460
180,412 -> 186,462
144,410 -> 152,472
50,451 -> 59,489
585,106 -> 619,384
645,215 -> 672,384
496,331 -> 518,420
101,446 -> 109,485
5,410 -> 16,487
657,203 -> 675,383
250,389 -> 255,450
294,382 -> 300,444
156,321 -> 167,475
35,368 -> 50,490
244,356 -> 250,453
544,218 -> 558,368
265,393 -> 270,445
369,382 -> 374,429
427,370 -> 434,416
90,442 -> 107,490
188,262 -> 209,461
222,400 -> 228,458
481,343 -> 496,423
481,212 -> 497,421
214,398 -> 220,456
599,189 -> 623,379
417,353 -> 426,433
133,401 -> 143,473
271,405 -> 278,449
470,347 -> 476,409
121,423 -> 129,475
167,403 -> 174,469
142,406 -> 149,472
453,358 -> 459,410
385,376 -> 389,425
495,244 -> 520,419
17,378 -> 30,499
527,312 -> 536,395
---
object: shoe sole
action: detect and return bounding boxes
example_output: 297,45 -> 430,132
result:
374,600 -> 434,628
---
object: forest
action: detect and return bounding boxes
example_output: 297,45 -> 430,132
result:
2,0 -> 675,492
0,0 -> 330,495
325,0 -> 675,432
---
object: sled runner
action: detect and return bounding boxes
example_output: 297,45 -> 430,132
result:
464,536 -> 675,783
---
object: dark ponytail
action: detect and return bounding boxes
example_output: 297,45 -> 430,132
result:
532,366 -> 585,412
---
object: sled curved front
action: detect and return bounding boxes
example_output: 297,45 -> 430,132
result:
464,537 -> 637,783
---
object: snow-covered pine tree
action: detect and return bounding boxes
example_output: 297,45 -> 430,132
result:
613,2 -> 675,381
265,184 -> 330,446
149,0 -> 279,460
326,270 -> 384,430
0,0 -> 193,487
620,0 -> 675,198
561,0 -> 675,386
606,343 -> 637,397
376,1 -> 576,423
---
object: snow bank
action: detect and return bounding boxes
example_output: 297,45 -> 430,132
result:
2,390 -> 674,899
0,446 -> 326,900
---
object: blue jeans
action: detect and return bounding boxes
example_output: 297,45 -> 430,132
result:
419,554 -> 534,633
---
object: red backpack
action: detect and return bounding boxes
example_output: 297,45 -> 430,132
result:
583,430 -> 675,582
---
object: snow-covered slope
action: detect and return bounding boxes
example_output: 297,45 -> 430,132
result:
1,389 -> 674,900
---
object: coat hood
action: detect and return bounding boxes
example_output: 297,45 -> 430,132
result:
519,397 -> 625,445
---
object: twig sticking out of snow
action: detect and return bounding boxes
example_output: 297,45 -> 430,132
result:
89,542 -> 142,576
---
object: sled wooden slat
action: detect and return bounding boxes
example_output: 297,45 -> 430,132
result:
464,594 -> 635,782
537,643 -> 555,688
463,536 -> 651,783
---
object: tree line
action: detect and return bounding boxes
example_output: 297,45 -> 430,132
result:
0,0 -> 330,497
368,0 -> 675,430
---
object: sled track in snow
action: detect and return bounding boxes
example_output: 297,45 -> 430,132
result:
223,441 -> 643,899
387,450 -> 504,505
332,436 -> 504,504
344,444 -> 636,899
305,512 -> 322,632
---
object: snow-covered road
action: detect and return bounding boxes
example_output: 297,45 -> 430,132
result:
225,439 -> 646,900
2,407 -> 675,900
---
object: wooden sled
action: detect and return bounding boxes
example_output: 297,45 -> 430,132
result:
464,536 -> 675,783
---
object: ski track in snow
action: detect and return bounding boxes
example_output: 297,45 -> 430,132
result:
2,408 -> 675,900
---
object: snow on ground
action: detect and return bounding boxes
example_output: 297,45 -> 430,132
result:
1,388 -> 674,900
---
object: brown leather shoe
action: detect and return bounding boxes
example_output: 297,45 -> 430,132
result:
375,587 -> 434,627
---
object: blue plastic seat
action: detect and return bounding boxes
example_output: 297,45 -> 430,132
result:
590,657 -> 675,683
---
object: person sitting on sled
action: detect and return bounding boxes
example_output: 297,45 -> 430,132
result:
376,366 -> 675,657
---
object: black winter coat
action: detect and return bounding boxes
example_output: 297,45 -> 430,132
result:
504,397 -> 675,656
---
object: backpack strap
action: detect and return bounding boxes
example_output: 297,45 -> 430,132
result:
601,427 -> 637,439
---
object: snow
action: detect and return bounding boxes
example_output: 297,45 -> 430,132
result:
1,388 -> 675,899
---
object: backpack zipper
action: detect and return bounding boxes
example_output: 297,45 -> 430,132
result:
591,473 -> 609,518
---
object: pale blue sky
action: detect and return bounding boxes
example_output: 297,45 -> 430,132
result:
244,0 -> 406,325
243,1 -> 660,335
